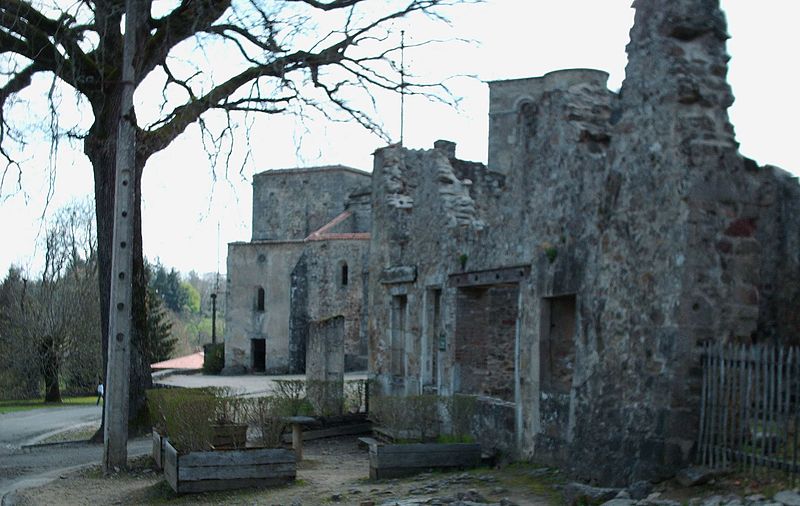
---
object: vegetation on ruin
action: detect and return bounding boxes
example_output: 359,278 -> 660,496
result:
369,393 -> 478,443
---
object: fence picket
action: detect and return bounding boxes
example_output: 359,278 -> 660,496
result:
719,347 -> 730,468
698,342 -> 709,466
734,345 -> 746,469
761,346 -> 769,467
773,347 -> 778,457
779,346 -> 786,469
697,343 -> 800,475
790,347 -> 800,485
783,348 -> 794,469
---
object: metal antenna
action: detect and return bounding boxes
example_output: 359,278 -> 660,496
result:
215,220 -> 220,292
400,29 -> 405,147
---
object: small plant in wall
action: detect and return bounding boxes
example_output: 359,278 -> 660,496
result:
541,242 -> 558,264
458,253 -> 468,270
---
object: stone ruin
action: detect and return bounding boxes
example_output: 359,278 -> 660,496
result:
367,0 -> 799,484
224,166 -> 371,375
224,0 -> 800,484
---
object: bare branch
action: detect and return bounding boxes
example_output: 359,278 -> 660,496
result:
286,0 -> 361,11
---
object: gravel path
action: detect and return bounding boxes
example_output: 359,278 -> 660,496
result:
0,437 -> 150,505
10,436 -> 553,506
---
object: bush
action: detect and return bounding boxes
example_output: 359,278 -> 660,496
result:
159,389 -> 217,453
443,394 -> 477,441
272,379 -> 313,416
369,394 -> 479,443
202,343 -> 224,374
369,395 -> 440,441
247,396 -> 287,448
147,387 -> 230,453
306,379 -> 344,417
211,387 -> 249,425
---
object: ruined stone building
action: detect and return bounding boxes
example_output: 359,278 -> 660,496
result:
367,0 -> 800,485
224,166 -> 371,374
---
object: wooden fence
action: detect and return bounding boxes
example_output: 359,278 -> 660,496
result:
698,342 -> 800,473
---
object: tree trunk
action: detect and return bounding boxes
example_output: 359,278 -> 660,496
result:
40,338 -> 61,403
86,90 -> 151,439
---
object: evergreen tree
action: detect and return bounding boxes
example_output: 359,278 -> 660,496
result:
144,286 -> 176,364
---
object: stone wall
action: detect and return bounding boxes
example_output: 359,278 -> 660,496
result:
306,316 -> 345,415
225,166 -> 372,374
367,0 -> 800,486
302,239 -> 370,371
251,166 -> 371,240
224,241 -> 305,374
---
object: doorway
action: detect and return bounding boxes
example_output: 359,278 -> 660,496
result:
251,338 -> 266,372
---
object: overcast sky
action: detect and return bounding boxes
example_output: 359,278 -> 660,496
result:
1,0 -> 798,278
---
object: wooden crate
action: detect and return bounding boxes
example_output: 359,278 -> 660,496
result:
152,430 -> 164,470
366,439 -> 481,479
163,439 -> 296,493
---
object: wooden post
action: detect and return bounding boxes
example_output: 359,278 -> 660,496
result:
103,0 -> 137,473
285,416 -> 314,462
292,423 -> 302,461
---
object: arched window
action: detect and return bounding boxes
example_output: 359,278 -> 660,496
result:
256,286 -> 265,312
340,262 -> 349,287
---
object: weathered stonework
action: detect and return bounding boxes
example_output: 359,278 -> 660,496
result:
224,166 -> 371,374
367,0 -> 800,486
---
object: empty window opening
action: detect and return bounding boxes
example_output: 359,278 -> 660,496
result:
390,294 -> 407,377
540,294 -> 577,394
454,283 -> 518,401
341,262 -> 349,286
256,286 -> 265,312
251,338 -> 266,373
424,288 -> 442,389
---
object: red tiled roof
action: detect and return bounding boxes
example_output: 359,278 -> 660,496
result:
151,351 -> 204,370
305,211 -> 370,242
312,233 -> 370,241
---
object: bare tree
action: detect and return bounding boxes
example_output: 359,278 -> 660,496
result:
2,199 -> 100,402
0,0 -> 465,428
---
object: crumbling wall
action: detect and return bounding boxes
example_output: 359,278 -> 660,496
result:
251,166 -> 370,240
306,316 -> 345,415
288,252 -> 309,373
753,167 -> 800,344
367,0 -> 799,486
305,239 -> 370,371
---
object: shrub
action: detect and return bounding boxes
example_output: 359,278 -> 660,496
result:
247,396 -> 287,448
211,388 -> 249,425
159,389 -> 217,453
443,394 -> 477,440
147,387 -> 253,453
272,379 -> 313,416
202,343 -> 224,374
306,379 -> 344,417
369,394 -> 440,441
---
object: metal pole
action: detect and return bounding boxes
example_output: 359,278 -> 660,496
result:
211,293 -> 217,344
400,30 -> 405,146
103,0 -> 137,473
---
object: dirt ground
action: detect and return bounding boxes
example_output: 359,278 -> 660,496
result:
12,436 -> 557,506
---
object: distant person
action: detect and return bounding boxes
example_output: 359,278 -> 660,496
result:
97,380 -> 104,406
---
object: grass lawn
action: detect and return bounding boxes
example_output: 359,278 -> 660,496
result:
0,396 -> 98,414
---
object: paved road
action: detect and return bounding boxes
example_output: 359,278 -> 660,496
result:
0,405 -> 101,448
155,371 -> 367,396
0,405 -> 148,505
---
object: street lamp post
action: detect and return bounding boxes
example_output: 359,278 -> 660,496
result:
210,293 -> 217,344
